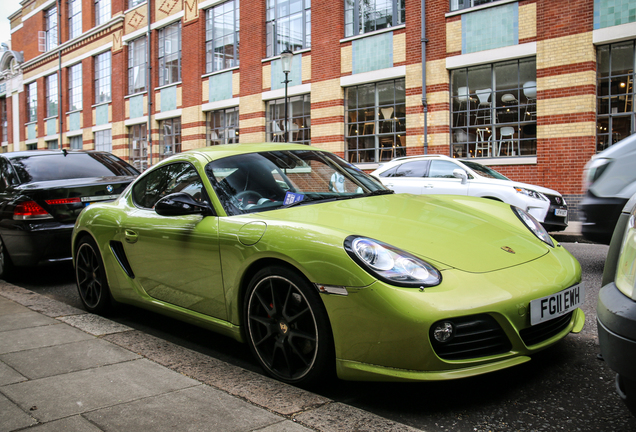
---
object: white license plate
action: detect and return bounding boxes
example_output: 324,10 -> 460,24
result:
530,284 -> 585,326
555,209 -> 567,217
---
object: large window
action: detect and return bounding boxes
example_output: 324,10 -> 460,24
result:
69,0 -> 82,39
160,118 -> 182,159
128,37 -> 147,94
450,0 -> 504,12
207,108 -> 239,145
206,1 -> 240,73
450,58 -> 537,159
158,22 -> 181,86
70,136 -> 82,149
266,0 -> 311,57
95,51 -> 111,103
345,0 -> 404,38
95,0 -> 111,26
129,124 -> 148,171
27,82 -> 37,122
95,130 -> 112,152
45,6 -> 58,51
266,94 -> 311,144
69,63 -> 82,111
46,74 -> 58,118
345,79 -> 406,163
598,41 -> 636,152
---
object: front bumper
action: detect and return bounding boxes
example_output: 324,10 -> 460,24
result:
597,282 -> 636,382
580,192 -> 627,244
322,247 -> 583,381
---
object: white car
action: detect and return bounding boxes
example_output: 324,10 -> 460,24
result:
371,155 -> 568,232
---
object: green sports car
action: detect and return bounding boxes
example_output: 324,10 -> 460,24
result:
72,143 -> 585,386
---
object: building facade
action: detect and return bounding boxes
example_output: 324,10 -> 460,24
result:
0,0 -> 635,220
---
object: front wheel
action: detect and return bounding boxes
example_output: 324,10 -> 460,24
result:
75,236 -> 113,314
244,265 -> 334,386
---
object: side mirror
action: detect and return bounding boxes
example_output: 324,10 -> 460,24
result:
452,168 -> 468,185
155,192 -> 214,217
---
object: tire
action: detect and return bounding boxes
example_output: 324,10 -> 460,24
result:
244,265 -> 334,386
0,236 -> 13,280
75,236 -> 113,314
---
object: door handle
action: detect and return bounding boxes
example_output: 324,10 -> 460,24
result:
386,183 -> 394,188
424,184 -> 434,188
124,229 -> 139,244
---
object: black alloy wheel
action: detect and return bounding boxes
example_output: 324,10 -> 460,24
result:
75,237 -> 112,314
245,266 -> 334,386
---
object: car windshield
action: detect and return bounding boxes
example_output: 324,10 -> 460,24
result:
205,150 -> 389,215
10,152 -> 140,183
461,160 -> 510,180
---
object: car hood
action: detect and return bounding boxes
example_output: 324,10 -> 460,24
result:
257,193 -> 551,273
466,176 -> 560,197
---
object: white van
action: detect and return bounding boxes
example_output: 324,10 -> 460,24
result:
581,134 -> 636,244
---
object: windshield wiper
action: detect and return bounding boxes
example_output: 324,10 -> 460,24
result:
283,195 -> 324,208
365,189 -> 395,196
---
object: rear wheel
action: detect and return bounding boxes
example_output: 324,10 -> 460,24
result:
244,265 -> 334,386
75,236 -> 113,314
0,237 -> 13,280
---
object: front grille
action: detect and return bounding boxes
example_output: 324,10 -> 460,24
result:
430,314 -> 512,360
520,311 -> 573,346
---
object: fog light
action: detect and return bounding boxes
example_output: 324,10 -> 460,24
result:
433,322 -> 454,343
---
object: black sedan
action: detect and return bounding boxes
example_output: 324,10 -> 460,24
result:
0,150 -> 139,278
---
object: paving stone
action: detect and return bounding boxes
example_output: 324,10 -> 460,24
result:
24,415 -> 104,432
0,392 -> 37,431
1,359 -> 201,423
0,311 -> 59,332
0,324 -> 93,355
1,338 -> 140,380
84,385 -> 297,432
0,283 -> 86,318
0,359 -> 27,386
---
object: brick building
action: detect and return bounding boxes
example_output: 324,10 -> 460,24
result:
0,0 -> 635,220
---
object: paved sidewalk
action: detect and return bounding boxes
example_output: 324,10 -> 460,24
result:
0,282 -> 422,432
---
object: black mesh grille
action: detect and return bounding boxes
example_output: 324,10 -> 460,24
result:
430,314 -> 512,360
520,311 -> 573,346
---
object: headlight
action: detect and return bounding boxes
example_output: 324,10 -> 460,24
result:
344,236 -> 441,288
511,206 -> 554,247
616,213 -> 636,299
584,157 -> 612,190
514,187 -> 546,201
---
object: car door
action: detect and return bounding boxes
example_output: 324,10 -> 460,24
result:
423,160 -> 470,195
381,160 -> 430,194
120,161 -> 227,320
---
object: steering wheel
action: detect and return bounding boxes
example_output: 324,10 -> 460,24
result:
235,190 -> 263,209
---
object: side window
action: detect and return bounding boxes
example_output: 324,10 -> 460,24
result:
378,166 -> 398,177
427,160 -> 461,178
132,162 -> 204,209
395,161 -> 429,178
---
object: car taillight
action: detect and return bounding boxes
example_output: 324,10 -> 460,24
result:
13,201 -> 53,220
45,197 -> 82,205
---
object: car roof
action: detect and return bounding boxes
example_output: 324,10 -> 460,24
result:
2,149 -> 112,159
185,143 -> 329,161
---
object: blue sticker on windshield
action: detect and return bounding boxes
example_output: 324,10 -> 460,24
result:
284,192 -> 305,205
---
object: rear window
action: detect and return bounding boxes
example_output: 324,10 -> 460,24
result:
10,152 -> 140,183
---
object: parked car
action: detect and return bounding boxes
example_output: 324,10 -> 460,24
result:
597,192 -> 636,416
581,134 -> 636,244
370,155 -> 568,232
72,143 -> 584,386
0,150 -> 139,278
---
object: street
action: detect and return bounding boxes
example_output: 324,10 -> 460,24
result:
7,242 -> 636,432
